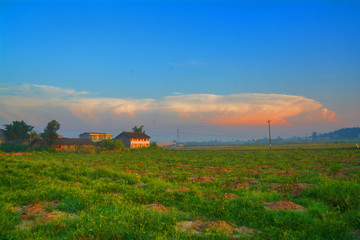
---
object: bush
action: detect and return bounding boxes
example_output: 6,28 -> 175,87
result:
0,143 -> 30,153
130,142 -> 162,152
76,145 -> 96,154
150,142 -> 160,149
99,140 -> 128,153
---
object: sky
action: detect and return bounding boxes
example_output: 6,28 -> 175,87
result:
1,0 -> 359,142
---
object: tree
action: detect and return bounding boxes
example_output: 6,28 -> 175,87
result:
29,131 -> 40,142
132,125 -> 145,133
312,132 -> 318,141
3,120 -> 34,141
43,120 -> 60,147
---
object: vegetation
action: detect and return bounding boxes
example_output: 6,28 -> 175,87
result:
0,143 -> 30,153
3,121 -> 34,141
313,127 -> 360,140
29,131 -> 40,142
132,125 -> 145,133
0,143 -> 359,239
99,140 -> 128,153
42,120 -> 60,148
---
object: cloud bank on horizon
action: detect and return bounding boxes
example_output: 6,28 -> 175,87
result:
0,84 -> 336,130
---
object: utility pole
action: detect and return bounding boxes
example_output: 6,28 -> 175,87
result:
177,128 -> 180,144
267,120 -> 272,151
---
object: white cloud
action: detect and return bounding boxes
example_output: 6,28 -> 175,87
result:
0,83 -> 89,98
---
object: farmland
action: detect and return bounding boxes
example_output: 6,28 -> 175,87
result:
1,144 -> 359,239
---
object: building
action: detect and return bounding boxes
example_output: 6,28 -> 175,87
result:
8,139 -> 30,145
156,142 -> 177,148
29,138 -> 95,150
114,131 -> 151,148
79,132 -> 113,142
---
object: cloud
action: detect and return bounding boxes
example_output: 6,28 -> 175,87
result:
156,93 -> 334,126
0,83 -> 89,98
0,84 -> 336,132
322,108 -> 336,122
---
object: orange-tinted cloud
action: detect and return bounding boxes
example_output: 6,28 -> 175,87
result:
322,108 -> 336,122
158,93 -> 330,126
0,84 -> 336,129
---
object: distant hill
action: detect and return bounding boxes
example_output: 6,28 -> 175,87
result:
314,127 -> 360,140
180,127 -> 360,146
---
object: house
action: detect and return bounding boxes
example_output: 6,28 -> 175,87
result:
79,132 -> 113,142
8,139 -> 30,145
29,138 -> 95,150
156,142 -> 177,148
114,131 -> 151,148
0,129 -> 8,144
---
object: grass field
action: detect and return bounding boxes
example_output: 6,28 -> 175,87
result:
1,144 -> 359,239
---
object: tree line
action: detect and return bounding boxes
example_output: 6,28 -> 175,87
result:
3,120 -> 60,147
312,127 -> 360,140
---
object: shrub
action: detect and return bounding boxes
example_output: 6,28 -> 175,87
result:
0,143 -> 30,153
76,145 -> 96,154
131,142 -> 162,152
99,140 -> 128,153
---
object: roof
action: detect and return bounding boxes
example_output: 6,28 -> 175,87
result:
115,131 -> 151,139
8,139 -> 29,145
30,138 -> 95,147
80,132 -> 111,135
57,138 -> 96,145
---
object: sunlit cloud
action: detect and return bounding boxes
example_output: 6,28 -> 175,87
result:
322,108 -> 336,122
0,84 -> 336,132
155,93 -> 335,125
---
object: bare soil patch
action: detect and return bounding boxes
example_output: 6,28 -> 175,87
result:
205,167 -> 232,173
176,220 -> 260,237
333,172 -> 349,178
178,186 -> 191,192
230,180 -> 259,189
13,201 -> 77,230
275,170 -> 294,176
73,182 -> 82,186
188,176 -> 213,183
134,182 -> 146,187
271,183 -> 312,197
146,203 -> 170,213
265,200 -> 306,211
189,168 -> 200,171
140,170 -> 153,175
221,193 -> 237,199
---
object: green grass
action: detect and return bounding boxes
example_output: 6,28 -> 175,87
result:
0,144 -> 359,239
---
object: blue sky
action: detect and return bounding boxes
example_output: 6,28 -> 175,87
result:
1,0 -> 359,141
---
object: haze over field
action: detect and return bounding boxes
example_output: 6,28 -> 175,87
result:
1,0 -> 359,141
